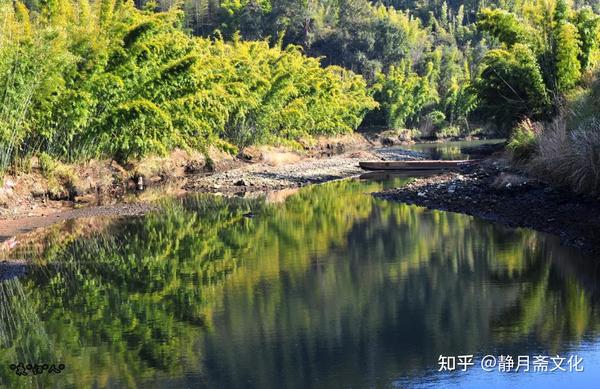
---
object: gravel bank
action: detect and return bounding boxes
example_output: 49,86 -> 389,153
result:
0,202 -> 156,243
185,148 -> 424,193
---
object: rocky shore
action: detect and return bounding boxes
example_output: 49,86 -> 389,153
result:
5,137 -> 599,256
373,158 -> 600,254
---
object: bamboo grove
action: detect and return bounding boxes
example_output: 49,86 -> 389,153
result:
0,0 -> 376,170
2,0 -> 600,184
175,0 -> 600,130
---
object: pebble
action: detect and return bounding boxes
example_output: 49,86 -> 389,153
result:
3,179 -> 15,190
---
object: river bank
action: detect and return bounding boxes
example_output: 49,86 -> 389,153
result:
0,135 -> 428,240
3,137 -> 599,257
374,156 -> 600,254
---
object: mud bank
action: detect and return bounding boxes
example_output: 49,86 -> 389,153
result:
0,134 -> 376,220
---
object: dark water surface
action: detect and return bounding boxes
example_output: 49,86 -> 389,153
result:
1,176 -> 599,388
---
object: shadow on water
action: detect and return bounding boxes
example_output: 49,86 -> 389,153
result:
0,176 -> 599,388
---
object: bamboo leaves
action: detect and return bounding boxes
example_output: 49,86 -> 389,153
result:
0,0 -> 375,168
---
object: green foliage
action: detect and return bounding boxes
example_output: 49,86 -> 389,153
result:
573,7 -> 600,70
369,62 -> 436,129
193,38 -> 376,148
475,44 -> 550,131
477,8 -> 531,47
435,125 -> 461,138
473,1 -> 600,134
3,0 -> 600,172
0,0 -> 374,168
507,118 -> 540,160
555,22 -> 582,92
181,0 -> 483,133
108,100 -> 177,162
123,0 -> 600,140
38,152 -> 58,177
427,110 -> 446,125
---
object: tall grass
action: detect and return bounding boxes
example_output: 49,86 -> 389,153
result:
0,3 -> 33,174
507,118 -> 542,161
530,115 -> 600,196
0,1 -> 74,175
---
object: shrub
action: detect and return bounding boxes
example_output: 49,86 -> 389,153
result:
435,125 -> 461,139
427,111 -> 446,126
507,119 -> 541,161
474,44 -> 550,132
105,100 -> 177,163
369,63 -> 437,130
38,153 -> 58,177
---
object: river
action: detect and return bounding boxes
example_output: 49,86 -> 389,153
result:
0,171 -> 599,388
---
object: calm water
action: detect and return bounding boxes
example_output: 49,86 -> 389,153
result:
404,139 -> 505,160
1,177 -> 599,388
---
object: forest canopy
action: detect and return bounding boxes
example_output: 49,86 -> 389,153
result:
0,0 -> 376,170
2,0 -> 600,176
174,0 -> 600,133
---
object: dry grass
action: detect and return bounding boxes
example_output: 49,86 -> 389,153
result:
530,115 -> 600,196
565,121 -> 600,195
262,150 -> 303,166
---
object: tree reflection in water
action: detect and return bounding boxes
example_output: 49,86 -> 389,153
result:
0,178 -> 598,388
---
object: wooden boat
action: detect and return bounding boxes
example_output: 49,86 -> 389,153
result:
359,159 -> 479,171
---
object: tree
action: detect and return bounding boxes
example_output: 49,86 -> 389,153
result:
474,44 -> 550,131
369,61 -> 437,129
476,8 -> 530,47
555,22 -> 582,92
573,7 -> 600,70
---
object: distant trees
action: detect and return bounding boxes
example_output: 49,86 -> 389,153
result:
117,0 -> 600,137
171,0 -> 483,135
369,61 -> 437,129
474,0 -> 600,131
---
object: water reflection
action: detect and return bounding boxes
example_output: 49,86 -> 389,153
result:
0,178 -> 598,388
404,139 -> 505,160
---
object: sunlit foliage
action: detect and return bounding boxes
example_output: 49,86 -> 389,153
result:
0,0 -> 375,171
